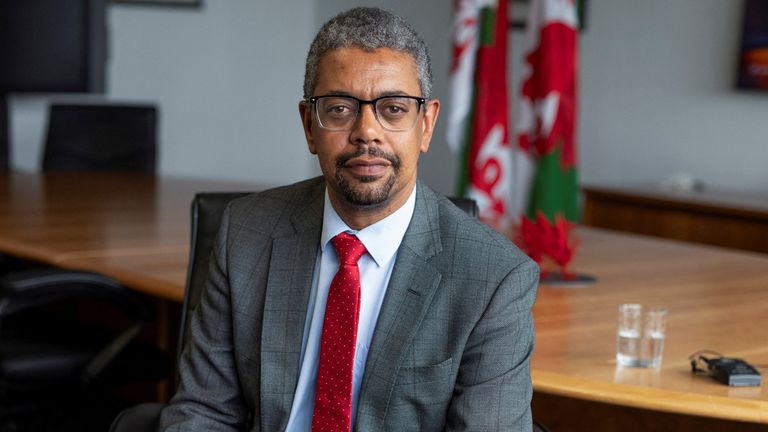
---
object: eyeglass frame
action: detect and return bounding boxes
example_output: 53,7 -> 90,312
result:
307,94 -> 427,132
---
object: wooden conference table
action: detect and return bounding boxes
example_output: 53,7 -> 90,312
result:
1,172 -> 766,428
0,172 -> 258,302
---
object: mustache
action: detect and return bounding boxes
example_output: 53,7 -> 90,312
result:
335,147 -> 401,170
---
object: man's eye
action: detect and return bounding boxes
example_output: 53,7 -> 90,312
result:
380,103 -> 409,116
326,105 -> 353,115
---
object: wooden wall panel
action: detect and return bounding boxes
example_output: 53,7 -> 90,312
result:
582,186 -> 768,254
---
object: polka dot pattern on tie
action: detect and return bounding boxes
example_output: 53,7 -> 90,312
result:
311,232 -> 366,432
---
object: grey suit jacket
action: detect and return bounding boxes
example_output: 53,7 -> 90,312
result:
160,177 -> 539,431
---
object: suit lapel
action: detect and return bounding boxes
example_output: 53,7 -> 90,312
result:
357,182 -> 443,429
260,181 -> 324,430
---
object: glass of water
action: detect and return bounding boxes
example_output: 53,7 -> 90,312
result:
616,304 -> 667,368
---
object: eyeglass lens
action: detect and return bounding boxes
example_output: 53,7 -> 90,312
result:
314,96 -> 420,131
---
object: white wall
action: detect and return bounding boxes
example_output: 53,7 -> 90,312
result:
11,0 -> 318,187
9,0 -> 768,195
109,0 -> 318,185
579,0 -> 768,191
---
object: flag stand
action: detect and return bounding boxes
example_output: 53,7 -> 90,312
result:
539,271 -> 597,288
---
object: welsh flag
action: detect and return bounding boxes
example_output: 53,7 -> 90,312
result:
514,0 -> 579,224
450,0 -> 512,233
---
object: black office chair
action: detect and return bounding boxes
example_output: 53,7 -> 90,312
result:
42,103 -> 157,172
110,192 -> 250,432
448,196 -> 478,218
109,193 -> 479,432
0,269 -> 171,431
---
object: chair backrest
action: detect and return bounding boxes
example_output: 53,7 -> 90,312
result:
176,193 -> 479,361
42,103 -> 157,172
448,196 -> 479,218
176,192 -> 250,361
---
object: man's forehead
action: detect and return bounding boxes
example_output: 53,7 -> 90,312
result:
314,47 -> 420,93
318,46 -> 415,67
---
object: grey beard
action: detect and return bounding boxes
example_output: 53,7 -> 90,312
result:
334,147 -> 401,207
336,170 -> 397,207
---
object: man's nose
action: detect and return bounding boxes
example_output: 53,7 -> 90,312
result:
349,103 -> 381,143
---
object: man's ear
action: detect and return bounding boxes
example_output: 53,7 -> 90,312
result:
419,98 -> 440,153
299,100 -> 317,154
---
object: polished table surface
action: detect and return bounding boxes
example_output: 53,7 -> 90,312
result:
1,172 -> 766,423
534,228 -> 768,423
0,172 -> 259,301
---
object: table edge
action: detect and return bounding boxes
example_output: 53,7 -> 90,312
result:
532,370 -> 768,424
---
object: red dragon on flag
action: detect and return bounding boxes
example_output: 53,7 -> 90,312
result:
514,0 -> 580,276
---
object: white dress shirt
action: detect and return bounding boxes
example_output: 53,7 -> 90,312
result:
285,186 -> 416,431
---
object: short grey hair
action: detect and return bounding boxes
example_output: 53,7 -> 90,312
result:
303,7 -> 433,99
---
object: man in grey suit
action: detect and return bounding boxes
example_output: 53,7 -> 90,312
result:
160,7 -> 538,432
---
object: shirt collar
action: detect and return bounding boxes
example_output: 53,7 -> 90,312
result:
321,185 -> 417,267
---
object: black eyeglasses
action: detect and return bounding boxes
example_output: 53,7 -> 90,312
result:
308,95 -> 426,132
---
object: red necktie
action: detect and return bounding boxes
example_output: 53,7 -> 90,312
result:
312,232 -> 367,432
